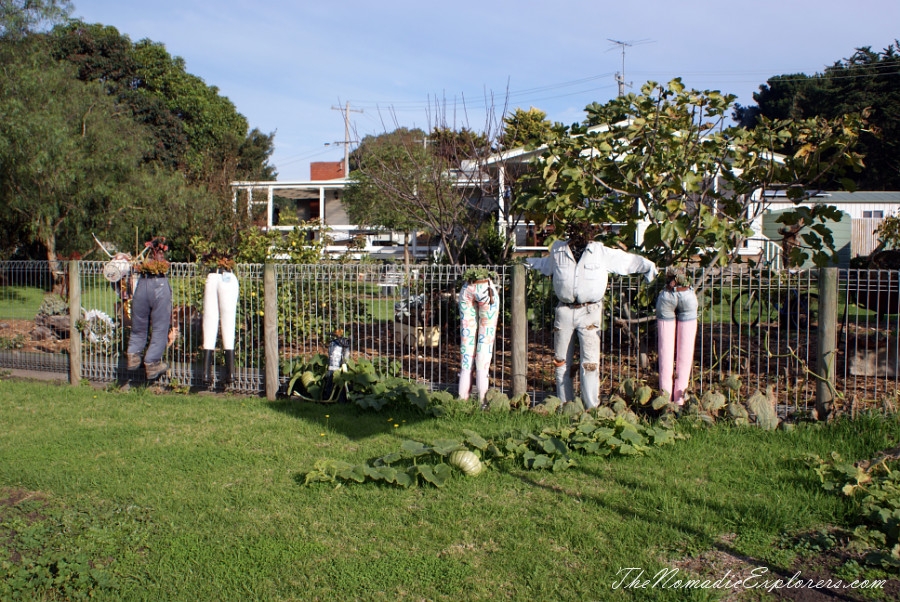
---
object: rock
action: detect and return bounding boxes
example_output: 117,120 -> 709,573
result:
31,325 -> 56,341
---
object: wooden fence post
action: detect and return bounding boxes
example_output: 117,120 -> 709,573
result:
510,264 -> 527,398
264,262 -> 278,401
816,267 -> 838,420
68,260 -> 81,386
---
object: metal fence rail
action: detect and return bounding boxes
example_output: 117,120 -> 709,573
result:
2,260 -> 900,415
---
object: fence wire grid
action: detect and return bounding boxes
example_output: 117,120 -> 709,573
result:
3,260 -> 900,415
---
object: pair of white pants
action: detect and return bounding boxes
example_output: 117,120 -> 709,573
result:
203,272 -> 240,350
553,303 -> 602,408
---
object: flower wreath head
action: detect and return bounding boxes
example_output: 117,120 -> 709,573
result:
136,237 -> 170,275
462,266 -> 498,284
201,247 -> 236,271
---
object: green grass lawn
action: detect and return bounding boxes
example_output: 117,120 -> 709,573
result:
0,379 -> 898,601
0,286 -> 48,320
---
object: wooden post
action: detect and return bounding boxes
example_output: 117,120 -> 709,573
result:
816,267 -> 838,420
264,263 -> 279,401
510,264 -> 527,399
68,260 -> 81,386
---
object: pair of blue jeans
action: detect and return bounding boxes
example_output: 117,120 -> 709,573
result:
127,276 -> 172,364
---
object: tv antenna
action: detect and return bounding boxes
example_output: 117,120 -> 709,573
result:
607,38 -> 653,97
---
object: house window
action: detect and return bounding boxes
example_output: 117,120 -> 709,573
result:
863,210 -> 884,218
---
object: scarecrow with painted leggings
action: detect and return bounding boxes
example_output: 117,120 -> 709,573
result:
457,268 -> 500,407
126,237 -> 173,380
527,222 -> 658,409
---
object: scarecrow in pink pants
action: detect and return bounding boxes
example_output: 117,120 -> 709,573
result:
656,269 -> 698,405
458,268 -> 500,407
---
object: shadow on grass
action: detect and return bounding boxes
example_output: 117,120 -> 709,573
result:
264,397 -> 435,440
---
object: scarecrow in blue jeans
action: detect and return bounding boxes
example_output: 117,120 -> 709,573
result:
126,237 -> 173,380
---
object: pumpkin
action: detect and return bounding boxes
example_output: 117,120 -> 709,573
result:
300,371 -> 316,389
448,450 -> 483,477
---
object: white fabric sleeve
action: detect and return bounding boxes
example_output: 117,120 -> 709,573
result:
525,256 -> 553,276
602,246 -> 658,282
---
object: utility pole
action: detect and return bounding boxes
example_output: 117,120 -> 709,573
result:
331,101 -> 363,177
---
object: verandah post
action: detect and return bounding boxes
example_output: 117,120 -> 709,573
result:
816,267 -> 838,420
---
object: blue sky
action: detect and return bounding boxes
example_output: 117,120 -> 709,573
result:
71,0 -> 899,181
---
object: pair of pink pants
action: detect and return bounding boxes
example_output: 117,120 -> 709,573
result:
656,288 -> 698,405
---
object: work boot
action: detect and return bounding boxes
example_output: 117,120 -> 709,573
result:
144,361 -> 168,380
126,353 -> 142,370
201,349 -> 214,385
224,350 -> 235,385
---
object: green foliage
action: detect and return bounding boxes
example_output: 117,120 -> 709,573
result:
501,107 -> 554,150
523,78 -> 866,270
346,124 -> 507,264
37,293 -> 67,316
225,221 -> 331,264
875,211 -> 900,251
304,411 -> 686,489
0,21 -> 274,260
0,333 -> 25,350
343,127 -> 430,235
304,436 -> 473,488
739,42 -> 900,190
0,491 -> 153,600
806,451 -> 900,570
286,353 -> 441,414
457,216 -> 508,265
775,204 -> 846,268
0,0 -> 71,40
0,37 -> 149,262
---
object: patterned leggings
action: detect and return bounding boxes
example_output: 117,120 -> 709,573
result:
458,279 -> 500,401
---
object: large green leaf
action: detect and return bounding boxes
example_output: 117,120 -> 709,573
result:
462,430 -> 488,450
431,439 -> 464,456
540,437 -> 570,455
400,440 -> 431,457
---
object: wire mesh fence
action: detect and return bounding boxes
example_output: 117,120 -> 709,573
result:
275,263 -> 509,394
2,260 -> 900,414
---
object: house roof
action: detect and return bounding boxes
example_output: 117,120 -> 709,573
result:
230,179 -> 346,200
763,190 -> 900,203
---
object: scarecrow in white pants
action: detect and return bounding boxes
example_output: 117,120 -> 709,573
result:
527,222 -> 657,409
201,253 -> 239,385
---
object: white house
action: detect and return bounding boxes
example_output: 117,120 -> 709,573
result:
232,152 -> 900,265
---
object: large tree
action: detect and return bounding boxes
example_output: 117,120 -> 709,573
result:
524,79 -> 866,273
49,21 -> 277,191
344,126 -> 474,264
500,107 -> 554,150
734,42 -> 900,190
0,37 -> 148,269
344,101 -> 546,265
